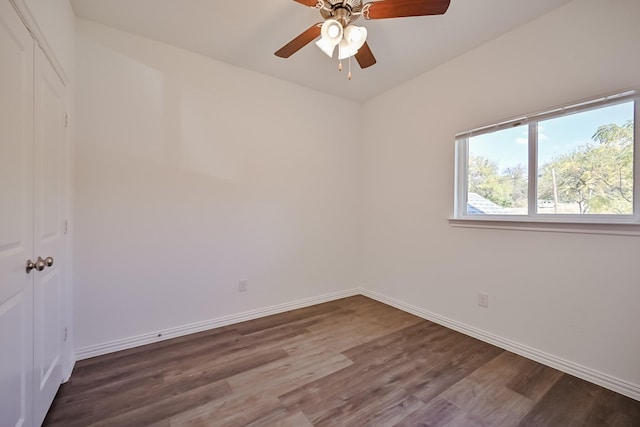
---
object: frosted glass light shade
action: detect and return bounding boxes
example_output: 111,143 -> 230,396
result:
345,25 -> 366,45
315,19 -> 343,57
338,25 -> 367,59
316,38 -> 337,57
327,24 -> 340,38
338,39 -> 357,59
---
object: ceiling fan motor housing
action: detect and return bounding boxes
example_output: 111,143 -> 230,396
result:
320,0 -> 363,26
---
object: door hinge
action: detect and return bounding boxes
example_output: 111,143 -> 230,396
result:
64,219 -> 68,235
63,326 -> 68,342
64,113 -> 69,128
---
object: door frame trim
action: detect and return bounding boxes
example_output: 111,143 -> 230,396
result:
9,0 -> 69,86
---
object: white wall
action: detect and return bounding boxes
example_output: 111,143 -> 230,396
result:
74,20 -> 361,350
362,0 -> 640,394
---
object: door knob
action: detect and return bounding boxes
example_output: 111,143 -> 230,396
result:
26,259 -> 36,273
34,257 -> 46,271
26,258 -> 45,273
25,256 -> 53,273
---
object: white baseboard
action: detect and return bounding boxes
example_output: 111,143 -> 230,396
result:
62,360 -> 75,383
360,288 -> 640,402
74,288 -> 359,360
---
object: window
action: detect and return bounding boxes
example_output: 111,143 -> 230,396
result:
455,91 -> 639,223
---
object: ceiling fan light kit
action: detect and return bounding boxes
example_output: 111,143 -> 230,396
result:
275,0 -> 451,79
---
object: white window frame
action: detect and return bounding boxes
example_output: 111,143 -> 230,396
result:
454,90 -> 640,225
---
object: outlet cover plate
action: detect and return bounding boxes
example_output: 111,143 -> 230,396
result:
478,292 -> 489,308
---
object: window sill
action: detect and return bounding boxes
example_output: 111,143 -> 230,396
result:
448,218 -> 640,236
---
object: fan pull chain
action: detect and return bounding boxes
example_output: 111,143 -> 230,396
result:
348,55 -> 352,80
338,44 -> 343,71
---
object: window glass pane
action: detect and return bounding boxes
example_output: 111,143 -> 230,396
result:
537,102 -> 634,215
467,125 -> 528,215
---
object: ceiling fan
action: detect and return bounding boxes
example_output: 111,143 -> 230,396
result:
275,0 -> 451,77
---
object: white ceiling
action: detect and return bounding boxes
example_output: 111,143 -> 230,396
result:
70,0 -> 572,102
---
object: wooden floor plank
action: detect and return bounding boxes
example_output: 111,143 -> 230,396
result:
246,410 -> 313,427
44,296 -> 640,426
227,352 -> 353,397
92,380 -> 231,427
357,392 -> 429,426
505,357 -> 563,401
438,351 -> 562,426
168,391 -> 286,427
395,396 -> 471,426
516,373 -> 639,427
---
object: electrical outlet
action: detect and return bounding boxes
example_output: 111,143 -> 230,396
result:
478,292 -> 489,308
239,280 -> 248,292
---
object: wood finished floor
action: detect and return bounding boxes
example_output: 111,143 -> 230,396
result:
44,296 -> 640,426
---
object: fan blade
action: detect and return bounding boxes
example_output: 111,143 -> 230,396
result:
293,0 -> 319,6
355,42 -> 376,68
364,0 -> 450,20
275,23 -> 322,58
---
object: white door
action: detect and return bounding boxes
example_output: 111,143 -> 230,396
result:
32,45 -> 66,426
0,2 -> 35,427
